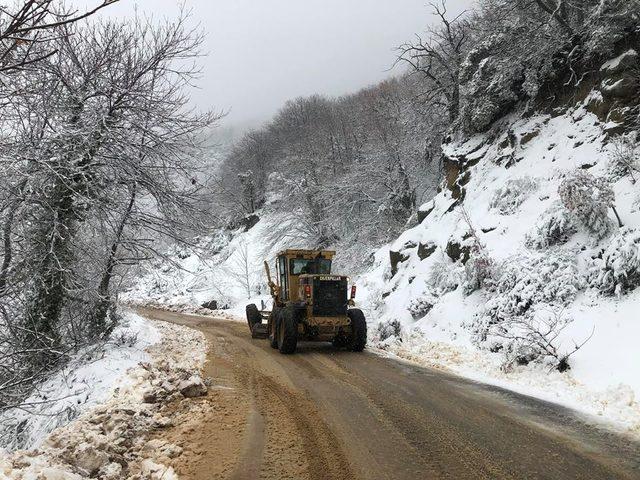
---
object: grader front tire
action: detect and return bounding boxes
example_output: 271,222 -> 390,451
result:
269,308 -> 280,349
277,307 -> 298,354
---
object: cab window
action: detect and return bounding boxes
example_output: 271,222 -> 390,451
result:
289,258 -> 332,275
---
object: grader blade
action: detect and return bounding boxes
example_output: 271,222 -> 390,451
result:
251,322 -> 269,339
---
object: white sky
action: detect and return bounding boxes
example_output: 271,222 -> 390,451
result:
82,0 -> 470,128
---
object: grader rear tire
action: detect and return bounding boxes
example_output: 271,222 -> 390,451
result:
277,307 -> 298,354
348,309 -> 367,352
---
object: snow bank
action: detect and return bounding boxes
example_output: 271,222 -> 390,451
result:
0,313 -> 161,451
0,314 -> 208,479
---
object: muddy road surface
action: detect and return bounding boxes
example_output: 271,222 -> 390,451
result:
138,308 -> 640,480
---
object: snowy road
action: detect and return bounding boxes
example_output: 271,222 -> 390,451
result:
138,308 -> 640,480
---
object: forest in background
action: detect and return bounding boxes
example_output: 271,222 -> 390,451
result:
214,0 -> 639,255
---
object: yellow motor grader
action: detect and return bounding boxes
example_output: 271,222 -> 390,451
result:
246,249 -> 367,354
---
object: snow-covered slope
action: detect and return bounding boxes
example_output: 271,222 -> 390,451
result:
0,314 -> 208,479
359,66 -> 640,436
122,209 -> 299,312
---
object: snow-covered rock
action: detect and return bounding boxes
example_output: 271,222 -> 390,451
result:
178,376 -> 208,398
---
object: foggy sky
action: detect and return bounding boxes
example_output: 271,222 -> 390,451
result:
84,0 -> 470,129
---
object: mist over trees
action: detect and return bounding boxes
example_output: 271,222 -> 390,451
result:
215,74 -> 447,250
216,0 -> 640,257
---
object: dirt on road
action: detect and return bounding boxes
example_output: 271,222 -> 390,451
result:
138,307 -> 640,480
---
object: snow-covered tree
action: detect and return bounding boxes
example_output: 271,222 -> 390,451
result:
375,319 -> 403,343
558,170 -> 619,239
428,252 -> 463,294
451,0 -> 640,132
471,250 -> 586,370
588,227 -> 640,296
460,208 -> 494,294
490,177 -> 538,215
473,251 -> 583,341
525,201 -> 578,250
608,135 -> 639,184
0,12 -> 216,409
397,1 -> 470,123
228,241 -> 257,299
0,1 -> 116,75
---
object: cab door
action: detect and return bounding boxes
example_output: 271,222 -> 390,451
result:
278,255 -> 288,302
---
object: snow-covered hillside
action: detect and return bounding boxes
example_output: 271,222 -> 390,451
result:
121,190 -> 326,312
359,53 -> 640,436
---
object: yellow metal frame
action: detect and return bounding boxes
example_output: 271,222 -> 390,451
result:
264,249 -> 353,334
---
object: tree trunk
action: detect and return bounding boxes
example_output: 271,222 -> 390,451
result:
92,183 -> 137,336
612,206 -> 624,228
25,184 -> 76,356
449,83 -> 460,123
0,179 -> 27,296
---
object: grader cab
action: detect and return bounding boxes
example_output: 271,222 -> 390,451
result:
246,249 -> 367,354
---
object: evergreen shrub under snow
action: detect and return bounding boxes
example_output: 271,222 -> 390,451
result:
407,292 -> 437,320
376,319 -> 403,342
588,227 -> 640,296
525,201 -> 578,250
490,177 -> 538,215
558,170 -> 615,239
607,135 -> 639,184
428,253 -> 464,294
471,251 -> 583,344
469,251 -> 585,369
462,248 -> 495,296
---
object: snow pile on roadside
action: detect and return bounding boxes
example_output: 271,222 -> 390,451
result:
0,315 -> 208,480
0,314 -> 161,451
133,300 -> 240,321
360,69 -> 640,436
133,296 -> 273,324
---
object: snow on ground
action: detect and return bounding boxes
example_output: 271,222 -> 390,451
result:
0,312 -> 208,479
358,88 -> 640,438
